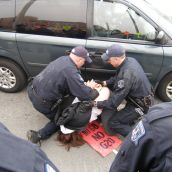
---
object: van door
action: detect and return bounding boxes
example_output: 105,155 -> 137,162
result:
86,0 -> 164,86
0,0 -> 23,65
15,0 -> 87,76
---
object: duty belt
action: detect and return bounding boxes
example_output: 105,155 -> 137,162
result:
136,95 -> 153,108
128,95 -> 153,113
30,84 -> 64,111
142,95 -> 153,107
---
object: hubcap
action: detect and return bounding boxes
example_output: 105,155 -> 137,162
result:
166,81 -> 172,100
0,67 -> 16,89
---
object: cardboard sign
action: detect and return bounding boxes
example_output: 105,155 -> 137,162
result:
80,121 -> 123,157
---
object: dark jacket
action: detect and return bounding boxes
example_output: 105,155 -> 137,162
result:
97,57 -> 152,109
0,122 -> 59,172
110,102 -> 172,172
32,56 -> 98,103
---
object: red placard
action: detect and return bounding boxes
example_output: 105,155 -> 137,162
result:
80,121 -> 123,157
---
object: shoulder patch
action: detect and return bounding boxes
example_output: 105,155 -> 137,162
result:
117,80 -> 124,88
131,121 -> 145,146
45,163 -> 57,172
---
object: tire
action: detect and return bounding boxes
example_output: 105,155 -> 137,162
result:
157,73 -> 172,102
0,59 -> 27,93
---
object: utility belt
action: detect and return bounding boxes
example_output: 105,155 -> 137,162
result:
30,84 -> 63,111
136,95 -> 152,107
128,95 -> 153,113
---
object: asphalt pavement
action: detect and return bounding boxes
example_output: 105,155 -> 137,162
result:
0,89 -> 162,172
0,89 -> 115,172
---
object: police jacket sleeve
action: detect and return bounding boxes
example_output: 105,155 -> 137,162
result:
109,120 -> 157,172
0,123 -> 60,172
0,122 -> 10,132
97,69 -> 133,109
63,67 -> 99,101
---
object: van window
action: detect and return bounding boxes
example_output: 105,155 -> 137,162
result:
15,0 -> 87,39
0,0 -> 15,32
93,0 -> 157,41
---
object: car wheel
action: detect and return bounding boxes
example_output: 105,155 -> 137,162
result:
157,73 -> 172,102
0,59 -> 27,92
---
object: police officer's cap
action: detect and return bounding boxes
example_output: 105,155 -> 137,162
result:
71,46 -> 92,63
101,44 -> 125,61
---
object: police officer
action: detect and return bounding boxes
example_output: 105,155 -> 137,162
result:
27,45 -> 99,144
0,122 -> 59,172
94,44 -> 153,137
110,102 -> 172,172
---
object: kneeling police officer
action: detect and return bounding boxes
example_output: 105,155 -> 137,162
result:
27,46 -> 98,144
110,102 -> 172,172
94,44 -> 153,137
0,122 -> 59,172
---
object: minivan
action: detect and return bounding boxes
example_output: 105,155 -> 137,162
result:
0,0 -> 172,102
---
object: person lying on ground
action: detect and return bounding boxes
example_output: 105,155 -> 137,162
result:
56,85 -> 110,150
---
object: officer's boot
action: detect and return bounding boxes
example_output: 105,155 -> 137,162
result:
27,130 -> 42,145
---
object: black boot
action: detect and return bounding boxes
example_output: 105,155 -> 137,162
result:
27,130 -> 42,145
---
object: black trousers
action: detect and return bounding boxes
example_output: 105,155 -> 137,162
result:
27,85 -> 74,139
101,102 -> 141,137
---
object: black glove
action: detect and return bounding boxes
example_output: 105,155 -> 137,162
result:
94,80 -> 104,86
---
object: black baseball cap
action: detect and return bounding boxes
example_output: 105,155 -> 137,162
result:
101,44 -> 125,61
71,46 -> 92,63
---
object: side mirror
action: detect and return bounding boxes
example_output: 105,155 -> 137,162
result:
155,31 -> 168,44
146,32 -> 156,41
156,31 -> 165,40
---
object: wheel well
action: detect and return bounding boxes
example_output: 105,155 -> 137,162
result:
156,72 -> 172,88
156,72 -> 172,101
0,56 -> 28,79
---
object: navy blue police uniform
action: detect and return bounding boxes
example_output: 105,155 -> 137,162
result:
97,46 -> 153,136
0,122 -> 59,172
28,55 -> 98,140
110,102 -> 172,172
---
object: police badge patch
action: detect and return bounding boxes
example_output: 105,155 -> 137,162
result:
131,121 -> 145,146
117,80 -> 124,89
45,163 -> 57,172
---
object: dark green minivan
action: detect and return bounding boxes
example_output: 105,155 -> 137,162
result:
0,0 -> 172,101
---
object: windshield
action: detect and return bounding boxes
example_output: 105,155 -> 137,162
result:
144,0 -> 172,24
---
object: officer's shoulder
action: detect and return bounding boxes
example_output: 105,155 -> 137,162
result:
145,102 -> 172,124
130,102 -> 172,146
128,57 -> 138,62
62,59 -> 77,73
127,57 -> 141,68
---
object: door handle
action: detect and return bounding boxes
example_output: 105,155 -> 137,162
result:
89,52 -> 103,58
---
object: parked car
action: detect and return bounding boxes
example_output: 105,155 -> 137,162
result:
0,0 -> 172,102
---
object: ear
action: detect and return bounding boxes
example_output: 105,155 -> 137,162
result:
115,57 -> 120,62
78,57 -> 83,62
